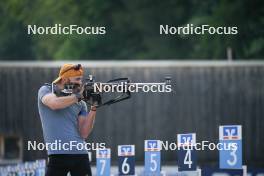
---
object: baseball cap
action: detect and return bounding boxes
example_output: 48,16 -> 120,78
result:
53,64 -> 84,83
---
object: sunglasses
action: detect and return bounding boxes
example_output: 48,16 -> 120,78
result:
70,77 -> 83,81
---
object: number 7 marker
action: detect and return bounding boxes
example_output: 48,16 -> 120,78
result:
96,148 -> 111,176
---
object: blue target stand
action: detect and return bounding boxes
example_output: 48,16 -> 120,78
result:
35,160 -> 46,176
118,145 -> 136,175
176,133 -> 201,176
219,125 -> 247,176
0,159 -> 46,176
88,151 -> 92,163
96,148 -> 111,176
144,140 -> 162,176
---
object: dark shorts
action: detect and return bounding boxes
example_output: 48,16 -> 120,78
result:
45,154 -> 92,176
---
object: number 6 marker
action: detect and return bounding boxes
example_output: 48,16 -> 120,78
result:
118,145 -> 135,175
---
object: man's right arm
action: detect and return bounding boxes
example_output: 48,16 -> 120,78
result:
42,93 -> 78,110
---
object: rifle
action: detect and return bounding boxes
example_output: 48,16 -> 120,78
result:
62,75 -> 172,107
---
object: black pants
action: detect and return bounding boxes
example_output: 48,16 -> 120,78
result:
46,154 -> 92,176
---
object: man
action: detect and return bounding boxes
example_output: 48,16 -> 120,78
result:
38,64 -> 96,176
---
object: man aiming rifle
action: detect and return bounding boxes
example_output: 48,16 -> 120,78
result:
37,63 -> 171,176
38,64 -> 96,176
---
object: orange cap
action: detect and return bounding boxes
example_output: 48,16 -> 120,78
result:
53,64 -> 84,83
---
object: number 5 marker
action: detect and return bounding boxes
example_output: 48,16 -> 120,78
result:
144,140 -> 161,175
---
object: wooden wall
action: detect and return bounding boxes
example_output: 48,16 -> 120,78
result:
0,61 -> 263,167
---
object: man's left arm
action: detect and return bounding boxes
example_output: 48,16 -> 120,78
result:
78,104 -> 97,139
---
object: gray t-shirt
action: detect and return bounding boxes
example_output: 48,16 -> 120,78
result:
37,85 -> 88,155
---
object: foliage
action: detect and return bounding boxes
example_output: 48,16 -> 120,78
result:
0,0 -> 263,60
